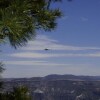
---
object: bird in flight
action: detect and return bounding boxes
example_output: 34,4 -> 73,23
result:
44,48 -> 49,51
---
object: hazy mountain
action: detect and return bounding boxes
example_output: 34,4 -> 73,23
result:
1,74 -> 100,100
43,74 -> 100,81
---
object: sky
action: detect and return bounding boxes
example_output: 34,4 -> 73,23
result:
1,0 -> 100,78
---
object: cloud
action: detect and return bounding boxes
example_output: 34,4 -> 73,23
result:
5,61 -> 47,65
3,62 -> 97,78
21,35 -> 100,51
61,16 -> 69,20
7,34 -> 100,59
5,61 -> 70,66
80,17 -> 88,21
9,52 -> 100,58
36,35 -> 58,43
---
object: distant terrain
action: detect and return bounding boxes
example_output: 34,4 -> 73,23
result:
1,74 -> 100,100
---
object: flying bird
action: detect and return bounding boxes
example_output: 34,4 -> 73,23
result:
44,48 -> 49,51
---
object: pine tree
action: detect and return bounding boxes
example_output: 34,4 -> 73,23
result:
0,0 -> 62,48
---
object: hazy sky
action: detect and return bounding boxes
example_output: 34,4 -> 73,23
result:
1,0 -> 100,78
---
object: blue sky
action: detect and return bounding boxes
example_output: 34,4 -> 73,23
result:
1,0 -> 100,78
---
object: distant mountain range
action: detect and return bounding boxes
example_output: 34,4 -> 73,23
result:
43,74 -> 100,81
1,74 -> 100,100
1,74 -> 100,81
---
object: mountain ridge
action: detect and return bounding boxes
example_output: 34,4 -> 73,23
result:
1,74 -> 100,81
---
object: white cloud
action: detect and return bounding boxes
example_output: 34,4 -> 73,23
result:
5,61 -> 47,65
5,61 -> 70,66
7,35 -> 100,59
3,62 -> 97,78
81,17 -> 88,21
21,35 -> 100,51
61,16 -> 69,20
36,35 -> 58,43
10,52 -> 100,58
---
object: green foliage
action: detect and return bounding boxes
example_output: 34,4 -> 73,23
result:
0,0 -> 62,48
0,62 -> 4,73
0,86 -> 31,100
